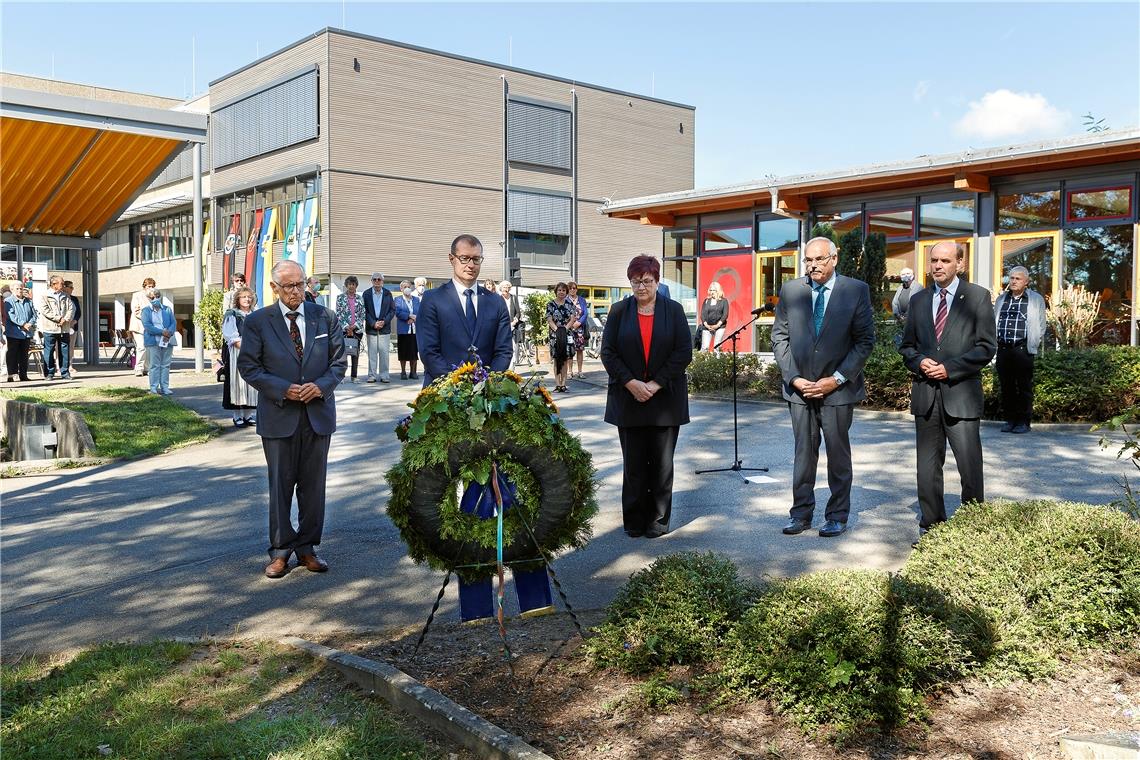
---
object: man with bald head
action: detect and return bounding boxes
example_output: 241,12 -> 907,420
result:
899,241 -> 996,543
238,260 -> 347,578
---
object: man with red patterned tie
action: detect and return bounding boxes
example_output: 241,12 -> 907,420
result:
899,241 -> 996,545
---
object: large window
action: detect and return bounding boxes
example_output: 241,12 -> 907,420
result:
816,209 -> 862,238
757,217 -> 799,251
663,228 -> 696,258
998,233 -> 1056,298
509,232 -> 568,268
998,189 -> 1061,231
701,224 -> 751,253
1066,185 -> 1132,223
867,207 -> 915,239
131,209 -> 206,264
1,245 -> 80,271
661,257 -> 697,322
214,174 -> 319,251
1063,225 -> 1133,344
919,198 -> 975,238
507,98 -> 571,171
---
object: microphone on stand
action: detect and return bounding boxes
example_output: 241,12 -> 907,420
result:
751,304 -> 774,316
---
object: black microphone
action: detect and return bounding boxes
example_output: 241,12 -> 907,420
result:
751,305 -> 773,316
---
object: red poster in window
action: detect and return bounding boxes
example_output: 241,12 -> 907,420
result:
698,253 -> 755,352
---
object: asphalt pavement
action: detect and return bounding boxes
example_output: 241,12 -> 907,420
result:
1,356 -> 1131,653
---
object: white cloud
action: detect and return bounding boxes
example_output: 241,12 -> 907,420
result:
953,89 -> 1071,140
913,80 -> 930,103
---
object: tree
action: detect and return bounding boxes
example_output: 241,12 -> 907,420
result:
837,228 -> 862,279
192,287 -> 225,352
860,232 -> 887,312
810,222 -> 837,245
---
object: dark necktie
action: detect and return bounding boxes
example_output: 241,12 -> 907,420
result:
463,288 -> 477,334
934,289 -> 948,343
812,284 -> 827,336
286,311 -> 303,359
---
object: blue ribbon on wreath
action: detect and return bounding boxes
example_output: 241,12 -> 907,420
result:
459,467 -> 516,519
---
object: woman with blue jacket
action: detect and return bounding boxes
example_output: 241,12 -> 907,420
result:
142,287 -> 176,395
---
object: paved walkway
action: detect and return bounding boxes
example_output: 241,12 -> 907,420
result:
1,354 -> 1131,653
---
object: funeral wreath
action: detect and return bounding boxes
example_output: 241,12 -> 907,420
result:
386,360 -> 598,581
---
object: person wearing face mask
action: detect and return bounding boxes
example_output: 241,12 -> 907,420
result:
141,288 -> 176,395
394,279 -> 420,380
892,267 -> 921,324
413,276 -> 427,300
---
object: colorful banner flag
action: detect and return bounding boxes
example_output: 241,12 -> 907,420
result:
244,209 -> 263,287
222,214 -> 241,289
297,197 -> 317,277
256,207 -> 280,307
282,201 -> 299,264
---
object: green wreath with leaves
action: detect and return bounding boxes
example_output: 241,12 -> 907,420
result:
386,361 -> 598,581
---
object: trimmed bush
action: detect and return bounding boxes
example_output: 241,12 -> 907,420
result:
902,500 -> 1140,680
719,570 -> 988,742
586,551 -> 757,675
862,320 -> 912,411
1021,346 -> 1140,421
687,351 -> 766,393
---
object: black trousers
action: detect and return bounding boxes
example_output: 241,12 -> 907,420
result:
6,337 -> 29,379
788,401 -> 854,523
996,344 -> 1034,425
261,408 -> 331,559
914,392 -> 984,529
618,425 -> 680,534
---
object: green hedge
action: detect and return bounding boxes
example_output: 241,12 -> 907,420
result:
901,500 -> 1140,680
584,551 -> 756,675
587,500 -> 1140,743
688,323 -> 1140,422
719,570 -> 987,741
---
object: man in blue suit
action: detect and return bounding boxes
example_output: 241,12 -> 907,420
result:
415,234 -> 549,621
416,234 -> 513,385
238,260 -> 347,579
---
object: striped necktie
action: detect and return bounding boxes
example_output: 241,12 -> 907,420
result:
934,288 -> 948,343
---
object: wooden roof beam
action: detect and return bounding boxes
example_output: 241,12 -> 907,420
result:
954,172 -> 990,192
640,212 -> 675,226
778,195 -> 809,213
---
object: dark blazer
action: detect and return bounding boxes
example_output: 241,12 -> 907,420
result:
899,280 -> 997,418
416,281 -> 513,385
601,296 -> 692,427
237,302 -> 347,438
771,274 -> 875,406
363,287 -> 395,335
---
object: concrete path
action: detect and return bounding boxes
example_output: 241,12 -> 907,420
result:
1,357 -> 1131,653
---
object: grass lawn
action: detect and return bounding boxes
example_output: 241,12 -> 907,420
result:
0,386 -> 217,459
0,640 -> 443,760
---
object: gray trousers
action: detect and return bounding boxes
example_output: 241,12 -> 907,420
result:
262,409 -> 330,559
913,391 -> 984,529
788,401 -> 854,523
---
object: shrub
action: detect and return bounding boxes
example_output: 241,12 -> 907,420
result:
861,320 -> 912,410
860,232 -> 887,312
191,287 -> 225,351
586,552 -> 757,675
902,500 -> 1140,681
720,570 -> 988,743
523,291 -> 552,345
687,351 -> 767,393
1027,346 -> 1140,421
1047,285 -> 1101,349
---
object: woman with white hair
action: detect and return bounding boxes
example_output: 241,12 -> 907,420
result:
699,281 -> 729,352
221,286 -> 259,425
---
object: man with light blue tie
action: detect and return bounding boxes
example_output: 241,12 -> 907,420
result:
772,237 -> 875,538
415,234 -> 547,622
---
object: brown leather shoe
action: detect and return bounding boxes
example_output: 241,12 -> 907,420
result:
264,557 -> 290,578
297,553 -> 328,572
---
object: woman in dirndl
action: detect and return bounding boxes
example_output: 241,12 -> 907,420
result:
221,286 -> 258,427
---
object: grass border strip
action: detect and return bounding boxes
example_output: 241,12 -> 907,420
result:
282,637 -> 554,760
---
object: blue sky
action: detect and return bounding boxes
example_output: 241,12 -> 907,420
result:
3,2 -> 1138,190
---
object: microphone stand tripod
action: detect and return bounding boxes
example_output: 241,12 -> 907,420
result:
695,309 -> 769,482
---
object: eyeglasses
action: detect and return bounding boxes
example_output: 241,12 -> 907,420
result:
629,278 -> 657,289
273,281 -> 305,292
371,278 -> 384,282
452,255 -> 484,265
802,254 -> 836,265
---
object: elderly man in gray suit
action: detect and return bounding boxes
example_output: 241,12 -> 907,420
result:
900,241 -> 997,543
772,236 -> 876,538
238,260 -> 347,578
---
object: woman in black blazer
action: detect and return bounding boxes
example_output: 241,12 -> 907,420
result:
601,255 -> 693,538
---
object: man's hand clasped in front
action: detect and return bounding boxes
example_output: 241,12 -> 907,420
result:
792,376 -> 839,400
918,357 -> 948,380
286,382 -> 323,403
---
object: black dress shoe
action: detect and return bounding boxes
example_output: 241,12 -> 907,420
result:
1011,424 -> 1030,434
409,372 -> 418,379
644,526 -> 669,538
624,529 -> 644,538
401,370 -> 408,379
911,526 -> 930,549
819,520 -> 847,537
1000,422 -> 1015,433
782,518 -> 811,535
